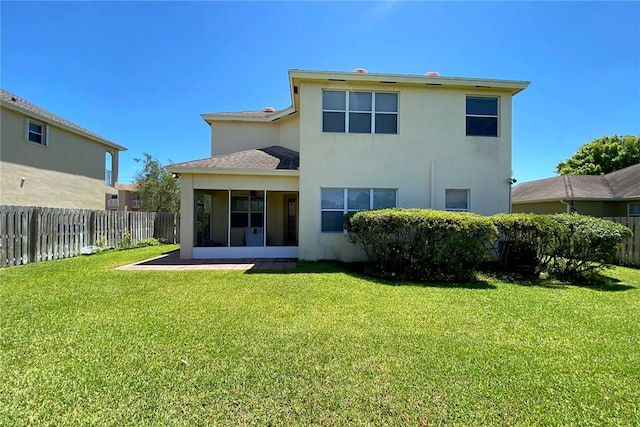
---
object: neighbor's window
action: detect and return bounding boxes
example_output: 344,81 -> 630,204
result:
466,96 -> 498,137
322,91 -> 398,134
321,188 -> 397,232
107,194 -> 119,207
445,189 -> 470,211
629,203 -> 640,217
27,119 -> 47,145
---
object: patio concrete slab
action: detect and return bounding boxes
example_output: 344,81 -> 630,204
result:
116,250 -> 297,271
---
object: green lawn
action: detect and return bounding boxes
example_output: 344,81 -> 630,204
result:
1,245 -> 639,426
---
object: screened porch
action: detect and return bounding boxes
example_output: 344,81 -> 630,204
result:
193,189 -> 298,259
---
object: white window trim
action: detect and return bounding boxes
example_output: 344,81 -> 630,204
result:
628,202 -> 640,217
322,91 -> 398,134
26,118 -> 48,146
465,96 -> 499,138
320,187 -> 398,233
445,189 -> 470,212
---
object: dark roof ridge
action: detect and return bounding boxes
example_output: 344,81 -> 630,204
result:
562,175 -> 572,198
168,145 -> 299,171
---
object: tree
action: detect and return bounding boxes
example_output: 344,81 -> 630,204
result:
134,153 -> 180,212
556,134 -> 640,175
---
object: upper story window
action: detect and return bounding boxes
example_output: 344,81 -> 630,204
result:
321,187 -> 397,232
445,189 -> 470,211
466,96 -> 498,137
27,119 -> 48,145
322,91 -> 398,134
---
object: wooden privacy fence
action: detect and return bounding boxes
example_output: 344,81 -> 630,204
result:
0,206 -> 180,267
604,217 -> 640,267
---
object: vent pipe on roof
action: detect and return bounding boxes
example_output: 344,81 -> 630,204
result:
425,72 -> 441,77
263,107 -> 276,113
353,68 -> 368,74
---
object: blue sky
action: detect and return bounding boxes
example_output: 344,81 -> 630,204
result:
2,1 -> 639,184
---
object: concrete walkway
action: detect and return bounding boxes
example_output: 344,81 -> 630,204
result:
116,250 -> 297,271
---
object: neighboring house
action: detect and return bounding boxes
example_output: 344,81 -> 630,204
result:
512,163 -> 640,217
168,69 -> 529,261
106,183 -> 144,211
0,89 -> 126,210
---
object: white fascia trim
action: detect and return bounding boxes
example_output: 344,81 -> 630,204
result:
1,101 -> 127,151
201,106 -> 297,123
166,167 -> 299,176
289,69 -> 530,95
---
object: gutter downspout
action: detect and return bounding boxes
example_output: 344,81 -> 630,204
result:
559,199 -> 571,213
507,177 -> 517,213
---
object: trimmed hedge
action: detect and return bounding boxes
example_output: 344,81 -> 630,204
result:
492,213 -> 633,280
344,209 -> 497,281
492,213 -> 557,276
346,209 -> 633,284
548,213 -> 633,280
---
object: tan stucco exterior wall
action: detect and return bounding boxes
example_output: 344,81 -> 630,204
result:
512,202 -> 566,214
210,115 -> 300,156
297,81 -> 515,261
1,108 -> 119,209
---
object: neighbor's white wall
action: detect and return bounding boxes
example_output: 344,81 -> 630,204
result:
297,80 -> 515,261
210,115 -> 300,156
0,107 -> 118,209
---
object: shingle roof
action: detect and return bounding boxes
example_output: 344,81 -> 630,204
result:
605,164 -> 640,197
169,146 -> 299,171
0,88 -> 126,151
512,163 -> 640,202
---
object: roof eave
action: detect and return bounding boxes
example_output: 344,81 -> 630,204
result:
166,166 -> 299,176
288,69 -> 530,95
513,196 -> 640,204
201,106 -> 297,124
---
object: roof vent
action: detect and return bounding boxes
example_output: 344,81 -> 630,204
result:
263,107 -> 276,113
353,68 -> 368,74
425,71 -> 441,77
11,97 -> 17,102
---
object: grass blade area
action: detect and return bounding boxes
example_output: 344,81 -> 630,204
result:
1,245 -> 639,425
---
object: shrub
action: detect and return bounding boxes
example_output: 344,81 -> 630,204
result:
491,213 -> 558,276
548,213 -> 632,280
345,209 -> 497,282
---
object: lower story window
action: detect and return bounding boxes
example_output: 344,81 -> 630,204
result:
445,189 -> 470,211
629,203 -> 640,217
321,188 -> 397,232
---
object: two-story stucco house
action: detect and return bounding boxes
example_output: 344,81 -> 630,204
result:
168,69 -> 529,261
0,89 -> 126,210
